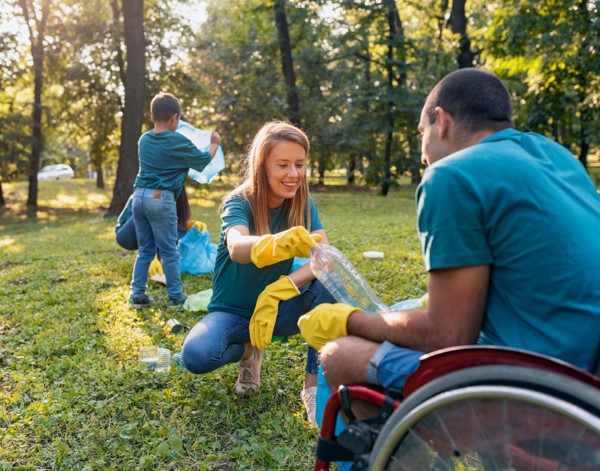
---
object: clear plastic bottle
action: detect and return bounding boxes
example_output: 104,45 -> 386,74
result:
310,243 -> 389,313
139,346 -> 171,373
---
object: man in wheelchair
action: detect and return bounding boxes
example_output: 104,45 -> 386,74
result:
298,69 -> 600,470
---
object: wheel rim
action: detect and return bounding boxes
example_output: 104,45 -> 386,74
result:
370,385 -> 600,471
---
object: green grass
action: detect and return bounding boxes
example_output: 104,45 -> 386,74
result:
0,179 -> 425,470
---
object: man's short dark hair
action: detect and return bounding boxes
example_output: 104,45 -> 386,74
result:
150,92 -> 181,122
426,69 -> 514,133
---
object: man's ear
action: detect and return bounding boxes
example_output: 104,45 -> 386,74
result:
434,106 -> 453,139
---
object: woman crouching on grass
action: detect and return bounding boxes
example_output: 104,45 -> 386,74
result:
181,121 -> 335,425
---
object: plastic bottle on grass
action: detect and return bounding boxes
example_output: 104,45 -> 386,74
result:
310,243 -> 389,313
139,346 -> 171,373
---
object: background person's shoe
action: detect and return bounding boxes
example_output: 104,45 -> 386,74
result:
128,294 -> 154,309
235,346 -> 264,395
301,386 -> 318,426
168,295 -> 187,309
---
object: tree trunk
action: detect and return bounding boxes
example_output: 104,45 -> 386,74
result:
106,0 -> 145,218
18,0 -> 50,208
347,156 -> 356,185
449,0 -> 475,68
408,124 -> 422,184
575,0 -> 590,170
96,165 -> 105,190
26,40 -> 43,207
0,178 -> 5,206
273,0 -> 301,127
318,148 -> 326,186
381,0 -> 405,196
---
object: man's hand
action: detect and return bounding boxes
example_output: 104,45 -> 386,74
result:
298,303 -> 362,350
251,226 -> 322,268
250,276 -> 300,349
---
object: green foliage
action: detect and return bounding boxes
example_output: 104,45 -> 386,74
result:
0,178 -> 425,469
485,0 -> 600,162
1,0 -> 598,192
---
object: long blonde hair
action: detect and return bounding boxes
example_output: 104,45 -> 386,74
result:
230,121 -> 311,235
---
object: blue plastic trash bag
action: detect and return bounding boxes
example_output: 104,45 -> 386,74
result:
291,256 -> 310,272
316,365 -> 352,471
179,227 -> 218,275
176,120 -> 225,184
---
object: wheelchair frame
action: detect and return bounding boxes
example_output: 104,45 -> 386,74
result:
314,345 -> 600,471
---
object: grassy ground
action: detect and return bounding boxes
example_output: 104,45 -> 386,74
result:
0,179 -> 425,470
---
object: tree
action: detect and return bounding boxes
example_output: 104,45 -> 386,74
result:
106,0 -> 146,217
273,0 -> 302,126
46,0 -> 123,190
380,0 -> 406,196
17,0 -> 50,207
443,0 -> 480,68
190,0 -> 295,164
486,0 -> 599,167
0,8 -> 30,205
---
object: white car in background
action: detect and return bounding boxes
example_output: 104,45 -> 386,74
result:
37,164 -> 75,181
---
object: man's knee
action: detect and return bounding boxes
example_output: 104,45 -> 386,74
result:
320,336 -> 379,387
320,336 -> 354,371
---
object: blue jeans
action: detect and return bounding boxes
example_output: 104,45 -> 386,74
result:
181,279 -> 336,375
131,188 -> 183,300
117,215 -> 186,252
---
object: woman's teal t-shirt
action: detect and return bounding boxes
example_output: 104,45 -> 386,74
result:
208,194 -> 323,318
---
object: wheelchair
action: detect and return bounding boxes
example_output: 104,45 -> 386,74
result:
314,345 -> 600,471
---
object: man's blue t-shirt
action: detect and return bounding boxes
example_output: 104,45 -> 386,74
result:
416,128 -> 600,371
134,130 -> 211,197
208,194 -> 323,318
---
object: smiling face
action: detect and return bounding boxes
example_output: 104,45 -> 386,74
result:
264,140 -> 307,208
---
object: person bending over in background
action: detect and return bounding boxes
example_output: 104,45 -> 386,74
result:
298,69 -> 600,417
129,92 -> 221,309
181,121 -> 336,425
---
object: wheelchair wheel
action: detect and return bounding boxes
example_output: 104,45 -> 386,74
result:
369,367 -> 600,471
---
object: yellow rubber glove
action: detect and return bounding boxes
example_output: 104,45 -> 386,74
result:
251,226 -> 322,268
187,220 -> 208,232
297,303 -> 363,350
148,256 -> 163,277
250,276 -> 300,349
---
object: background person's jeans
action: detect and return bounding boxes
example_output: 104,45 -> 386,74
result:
116,215 -> 186,252
131,188 -> 183,300
181,279 -> 336,375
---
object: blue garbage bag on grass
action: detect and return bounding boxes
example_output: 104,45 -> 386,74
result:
179,227 -> 217,275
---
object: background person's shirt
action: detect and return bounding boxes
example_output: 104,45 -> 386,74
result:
416,128 -> 600,371
208,194 -> 323,319
134,130 -> 211,197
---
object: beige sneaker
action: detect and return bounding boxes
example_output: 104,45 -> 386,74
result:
301,386 -> 318,426
235,346 -> 264,395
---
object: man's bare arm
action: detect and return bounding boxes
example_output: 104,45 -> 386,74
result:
346,265 -> 490,352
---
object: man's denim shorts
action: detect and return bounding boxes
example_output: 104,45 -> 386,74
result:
365,341 -> 424,390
